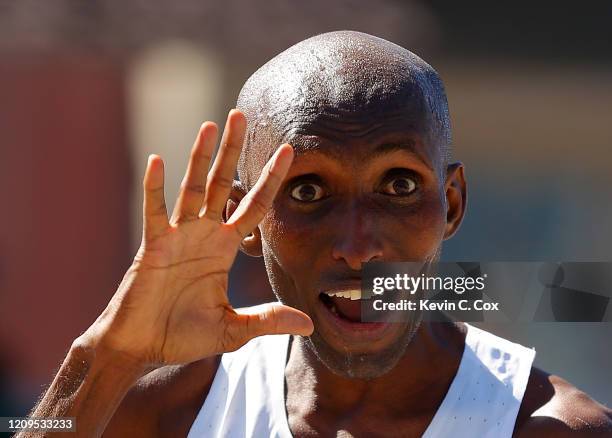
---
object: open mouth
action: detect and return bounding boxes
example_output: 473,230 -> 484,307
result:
319,289 -> 363,323
316,288 -> 393,344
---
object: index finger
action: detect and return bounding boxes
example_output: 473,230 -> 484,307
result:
226,144 -> 293,239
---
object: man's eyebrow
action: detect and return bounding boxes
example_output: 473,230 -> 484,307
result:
368,141 -> 434,170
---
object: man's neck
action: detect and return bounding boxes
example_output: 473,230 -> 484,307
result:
285,321 -> 467,423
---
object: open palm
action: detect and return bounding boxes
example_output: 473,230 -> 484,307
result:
86,110 -> 312,367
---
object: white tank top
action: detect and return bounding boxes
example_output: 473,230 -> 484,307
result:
187,324 -> 535,438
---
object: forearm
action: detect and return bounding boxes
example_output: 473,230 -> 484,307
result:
18,337 -> 145,438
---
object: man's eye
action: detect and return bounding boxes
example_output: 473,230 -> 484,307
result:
290,183 -> 325,202
382,176 -> 417,196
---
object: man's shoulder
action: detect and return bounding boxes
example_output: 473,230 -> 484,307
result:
514,367 -> 612,437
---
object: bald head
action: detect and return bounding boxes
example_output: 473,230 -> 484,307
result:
236,30 -> 451,188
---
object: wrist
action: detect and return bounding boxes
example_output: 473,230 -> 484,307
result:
27,333 -> 149,435
71,333 -> 148,379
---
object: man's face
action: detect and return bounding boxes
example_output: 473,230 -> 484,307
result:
255,104 -> 455,379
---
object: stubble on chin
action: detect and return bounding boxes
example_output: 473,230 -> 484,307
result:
300,317 -> 423,380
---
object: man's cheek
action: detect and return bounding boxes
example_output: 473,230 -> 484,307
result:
382,208 -> 447,259
263,251 -> 311,312
403,197 -> 447,237
264,212 -> 327,256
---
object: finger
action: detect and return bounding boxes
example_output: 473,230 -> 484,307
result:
202,109 -> 246,221
171,122 -> 218,223
143,154 -> 169,240
227,144 -> 293,239
228,302 -> 314,344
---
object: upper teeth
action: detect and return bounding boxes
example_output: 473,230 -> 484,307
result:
324,289 -> 362,300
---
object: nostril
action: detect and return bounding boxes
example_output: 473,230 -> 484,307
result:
331,244 -> 383,271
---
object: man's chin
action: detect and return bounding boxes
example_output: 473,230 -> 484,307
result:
303,319 -> 421,380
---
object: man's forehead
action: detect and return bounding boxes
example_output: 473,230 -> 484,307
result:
270,93 -> 431,143
280,133 -> 436,172
236,31 -> 452,184
242,99 -> 444,186
263,103 -> 438,161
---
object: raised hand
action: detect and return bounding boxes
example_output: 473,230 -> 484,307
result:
81,109 -> 313,368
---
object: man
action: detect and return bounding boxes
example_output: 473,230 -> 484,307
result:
22,31 -> 610,437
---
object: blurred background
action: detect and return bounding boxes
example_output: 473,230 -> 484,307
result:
0,0 -> 610,417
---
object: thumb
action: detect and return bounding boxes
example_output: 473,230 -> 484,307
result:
232,302 -> 314,341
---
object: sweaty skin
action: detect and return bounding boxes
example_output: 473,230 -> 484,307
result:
234,31 -> 457,383
24,31 -> 611,438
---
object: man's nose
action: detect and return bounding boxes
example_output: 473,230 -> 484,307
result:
331,210 -> 384,271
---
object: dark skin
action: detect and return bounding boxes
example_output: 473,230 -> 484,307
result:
235,102 -> 468,436
283,323 -> 467,437
23,31 -> 611,437
106,106 -> 610,437
251,110 -> 454,380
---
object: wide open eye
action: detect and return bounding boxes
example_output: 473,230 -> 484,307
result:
381,171 -> 418,196
290,183 -> 325,202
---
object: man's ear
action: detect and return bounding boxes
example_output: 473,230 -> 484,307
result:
223,180 -> 263,257
443,162 -> 467,240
